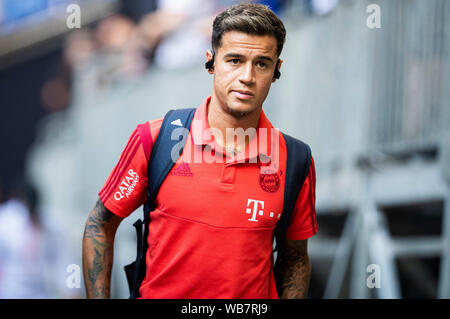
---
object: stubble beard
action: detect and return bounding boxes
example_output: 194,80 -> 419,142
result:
223,104 -> 253,119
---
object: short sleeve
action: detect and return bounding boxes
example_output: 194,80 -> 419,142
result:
98,123 -> 152,218
285,156 -> 318,240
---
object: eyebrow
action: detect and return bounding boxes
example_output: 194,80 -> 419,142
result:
223,53 -> 275,63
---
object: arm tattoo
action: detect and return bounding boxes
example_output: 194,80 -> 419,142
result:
83,200 -> 113,239
83,199 -> 118,298
87,247 -> 103,288
279,239 -> 311,299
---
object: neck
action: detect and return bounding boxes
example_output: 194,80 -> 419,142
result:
207,95 -> 261,152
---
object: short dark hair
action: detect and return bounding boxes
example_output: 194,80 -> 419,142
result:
212,3 -> 286,57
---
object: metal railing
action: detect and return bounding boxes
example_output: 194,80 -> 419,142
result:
368,0 -> 449,155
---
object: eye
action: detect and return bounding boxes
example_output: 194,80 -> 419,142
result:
229,58 -> 240,65
256,61 -> 267,69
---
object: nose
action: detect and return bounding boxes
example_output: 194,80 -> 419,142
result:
238,62 -> 255,85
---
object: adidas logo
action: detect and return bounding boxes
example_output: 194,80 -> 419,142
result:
171,161 -> 193,176
171,119 -> 182,126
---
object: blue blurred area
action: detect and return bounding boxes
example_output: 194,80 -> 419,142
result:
1,0 -> 49,24
256,0 -> 284,14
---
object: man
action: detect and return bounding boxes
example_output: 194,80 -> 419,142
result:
82,3 -> 317,299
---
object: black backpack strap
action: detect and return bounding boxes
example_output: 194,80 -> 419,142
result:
125,108 -> 196,299
273,132 -> 312,296
146,108 -> 197,212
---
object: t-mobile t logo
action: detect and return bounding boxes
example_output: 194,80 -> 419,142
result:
246,199 -> 265,222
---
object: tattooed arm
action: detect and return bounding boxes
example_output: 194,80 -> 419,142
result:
82,199 -> 123,298
278,239 -> 311,299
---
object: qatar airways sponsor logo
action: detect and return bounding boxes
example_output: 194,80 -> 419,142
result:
114,169 -> 139,201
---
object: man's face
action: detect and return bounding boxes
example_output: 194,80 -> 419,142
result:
208,31 -> 281,119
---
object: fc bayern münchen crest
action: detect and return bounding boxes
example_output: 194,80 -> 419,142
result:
259,172 -> 280,193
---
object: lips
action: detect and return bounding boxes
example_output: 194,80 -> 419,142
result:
232,89 -> 254,99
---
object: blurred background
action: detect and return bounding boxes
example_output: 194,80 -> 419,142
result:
0,0 -> 448,299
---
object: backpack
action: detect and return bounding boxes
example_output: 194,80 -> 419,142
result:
124,108 -> 311,298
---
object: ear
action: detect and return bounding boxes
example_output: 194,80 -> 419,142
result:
206,50 -> 214,74
272,59 -> 283,83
